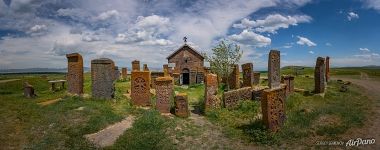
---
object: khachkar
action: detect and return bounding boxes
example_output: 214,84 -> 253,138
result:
314,57 -> 326,93
143,64 -> 149,71
91,58 -> 115,99
325,56 -> 330,82
114,66 -> 120,80
281,75 -> 295,97
175,93 -> 190,118
66,53 -> 83,95
132,60 -> 140,71
155,76 -> 173,113
205,73 -> 220,110
228,64 -> 240,89
253,72 -> 260,85
242,63 -> 253,87
131,62 -> 151,106
268,50 -> 281,89
121,67 -> 127,80
261,50 -> 286,132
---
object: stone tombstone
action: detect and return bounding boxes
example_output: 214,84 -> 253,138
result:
253,72 -> 261,85
23,82 -> 37,98
114,66 -> 120,80
261,85 -> 286,132
314,57 -> 326,93
325,56 -> 330,82
175,93 -> 190,118
155,76 -> 173,113
223,87 -> 252,109
205,73 -> 220,110
281,75 -> 294,97
288,76 -> 295,94
91,58 -> 115,99
242,63 -> 253,87
121,67 -> 127,80
132,60 -> 140,71
131,71 -> 151,106
143,64 -> 149,71
172,73 -> 180,85
268,50 -> 281,89
228,64 -> 240,89
66,53 -> 83,95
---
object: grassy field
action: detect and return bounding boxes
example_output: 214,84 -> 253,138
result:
0,67 -> 377,149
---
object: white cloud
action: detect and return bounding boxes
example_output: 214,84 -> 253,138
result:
228,30 -> 271,47
309,50 -> 314,54
347,12 -> 359,21
325,42 -> 332,46
296,36 -> 317,46
359,48 -> 370,52
94,10 -> 119,21
233,14 -> 312,33
361,0 -> 380,12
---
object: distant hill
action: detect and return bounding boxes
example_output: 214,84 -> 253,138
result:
0,67 -> 90,73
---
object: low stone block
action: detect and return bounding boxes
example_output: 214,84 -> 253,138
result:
175,93 -> 189,118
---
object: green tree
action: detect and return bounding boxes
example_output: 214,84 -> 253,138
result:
204,40 -> 242,90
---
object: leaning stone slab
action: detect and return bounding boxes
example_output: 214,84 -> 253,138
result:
85,116 -> 135,148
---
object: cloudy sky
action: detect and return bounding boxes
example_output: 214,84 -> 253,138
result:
0,0 -> 380,70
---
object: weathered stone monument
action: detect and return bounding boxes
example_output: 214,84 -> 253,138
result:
155,76 -> 173,113
314,57 -> 326,93
131,70 -> 151,106
23,82 -> 37,98
190,70 -> 197,84
121,67 -> 127,80
325,56 -> 330,82
261,50 -> 286,132
132,60 -> 140,71
175,93 -> 190,118
268,50 -> 281,89
114,66 -> 120,80
281,75 -> 295,97
242,63 -> 253,87
205,73 -> 220,110
228,64 -> 240,89
253,72 -> 261,85
143,64 -> 149,71
262,85 -> 286,132
224,87 -> 252,109
66,53 -> 83,95
91,58 -> 115,99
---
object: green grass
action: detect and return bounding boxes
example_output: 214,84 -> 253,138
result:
0,67 -> 376,149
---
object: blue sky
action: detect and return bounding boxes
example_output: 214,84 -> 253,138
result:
0,0 -> 379,70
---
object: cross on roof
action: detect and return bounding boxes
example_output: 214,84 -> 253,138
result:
183,36 -> 187,43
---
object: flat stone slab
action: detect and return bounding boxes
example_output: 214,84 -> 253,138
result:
38,98 -> 62,106
85,116 -> 135,148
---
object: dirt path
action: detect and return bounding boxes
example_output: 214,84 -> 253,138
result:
84,116 -> 135,148
0,79 -> 20,83
172,109 -> 259,150
332,73 -> 380,149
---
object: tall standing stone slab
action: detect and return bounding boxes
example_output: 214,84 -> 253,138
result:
121,67 -> 127,80
253,72 -> 261,86
175,93 -> 190,118
268,50 -> 281,89
143,64 -> 149,71
91,58 -> 115,99
242,63 -> 253,87
132,60 -> 140,71
205,73 -> 220,110
114,66 -> 120,80
131,71 -> 151,106
228,64 -> 240,89
261,86 -> 286,132
155,76 -> 173,113
314,57 -> 326,93
325,56 -> 330,82
66,53 -> 83,95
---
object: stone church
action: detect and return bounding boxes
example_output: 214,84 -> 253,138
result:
167,43 -> 205,85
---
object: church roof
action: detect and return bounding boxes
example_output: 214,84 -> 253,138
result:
166,43 -> 204,60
